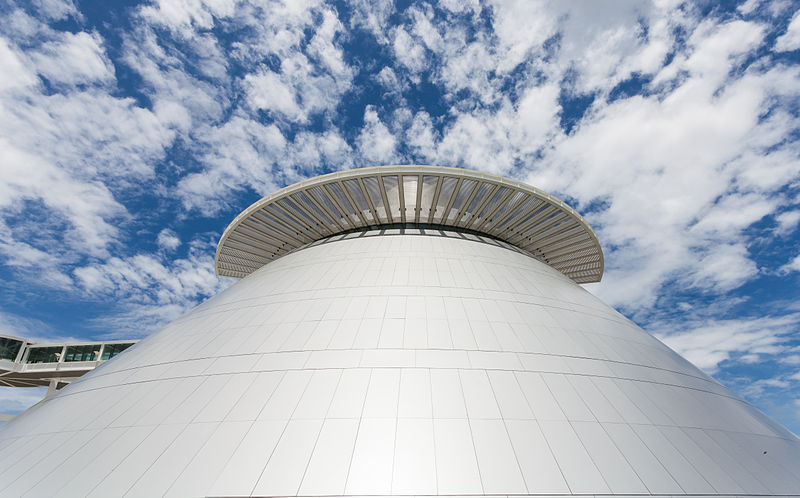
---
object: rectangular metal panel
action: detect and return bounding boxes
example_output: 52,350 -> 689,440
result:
505,419 -> 570,493
346,418 -> 396,494
299,419 -> 359,495
433,418 -> 482,494
392,418 -> 437,494
252,418 -> 324,496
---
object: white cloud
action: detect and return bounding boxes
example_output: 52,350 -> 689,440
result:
439,0 -> 481,15
178,118 -> 286,214
73,236 -> 229,337
782,354 -> 800,366
348,0 -> 394,42
120,27 -> 226,128
555,3 -> 676,93
526,22 -> 797,308
157,229 -> 181,251
679,20 -> 764,84
487,0 -> 558,73
29,31 -> 113,85
513,83 -> 562,150
244,70 -> 304,121
689,243 -> 758,292
0,310 -> 87,346
139,0 -> 235,33
177,114 -> 354,216
392,26 -> 427,75
390,83 -> 561,177
779,254 -> 800,274
241,7 -> 352,124
775,210 -> 800,235
405,111 -> 438,157
0,38 -> 38,91
775,9 -> 800,51
437,38 -> 496,104
375,66 -> 405,94
434,109 -> 516,174
31,0 -> 79,21
0,138 -> 125,257
0,219 -> 73,288
121,0 -> 355,213
0,11 -> 184,273
0,311 -> 53,341
289,130 -> 353,174
739,376 -> 792,400
690,193 -> 776,238
0,387 -> 47,417
738,0 -> 761,15
416,0 -> 685,100
177,116 -> 286,214
409,6 -> 444,53
357,106 -> 399,164
654,314 -> 800,373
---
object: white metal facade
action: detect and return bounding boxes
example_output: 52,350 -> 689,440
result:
0,229 -> 798,496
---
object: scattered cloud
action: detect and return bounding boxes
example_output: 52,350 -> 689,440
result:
357,106 -> 400,164
775,8 -> 800,52
0,387 -> 47,417
73,236 -> 229,337
776,209 -> 800,235
157,229 -> 181,252
780,253 -> 800,274
29,30 -> 113,85
654,313 -> 800,373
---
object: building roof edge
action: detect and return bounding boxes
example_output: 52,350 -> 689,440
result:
215,165 -> 604,283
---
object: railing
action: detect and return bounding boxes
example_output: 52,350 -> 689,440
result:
17,360 -> 102,372
0,336 -> 138,389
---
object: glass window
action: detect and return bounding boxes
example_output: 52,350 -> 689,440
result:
419,176 -> 439,220
25,346 -> 63,364
325,182 -> 358,225
101,343 -> 134,360
308,185 -> 341,226
448,179 -> 478,222
64,345 -> 100,362
343,179 -> 374,222
402,175 -> 419,218
362,176 -> 385,221
434,176 -> 458,222
0,337 -> 23,361
382,175 -> 400,222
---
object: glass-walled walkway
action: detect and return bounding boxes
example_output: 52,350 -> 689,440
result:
0,333 -> 137,389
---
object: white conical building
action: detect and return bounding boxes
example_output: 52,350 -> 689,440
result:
1,166 -> 798,497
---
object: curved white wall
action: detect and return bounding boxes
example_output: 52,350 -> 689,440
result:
1,230 -> 799,497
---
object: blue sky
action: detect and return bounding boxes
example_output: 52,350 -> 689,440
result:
1,0 -> 800,432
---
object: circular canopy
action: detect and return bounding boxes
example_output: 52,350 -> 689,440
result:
215,165 -> 604,283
